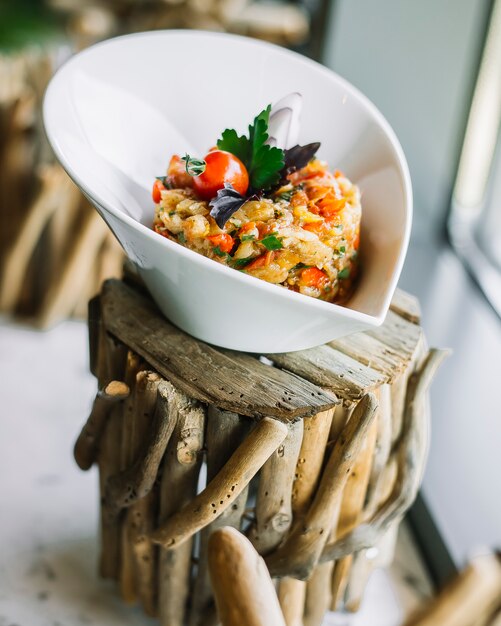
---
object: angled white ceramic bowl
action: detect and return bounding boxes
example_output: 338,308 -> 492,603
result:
43,30 -> 412,353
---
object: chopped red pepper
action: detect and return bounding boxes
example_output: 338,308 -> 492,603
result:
152,179 -> 165,204
246,250 -> 274,269
300,267 -> 329,289
207,233 -> 235,253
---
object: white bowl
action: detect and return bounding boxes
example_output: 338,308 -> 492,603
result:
43,31 -> 412,353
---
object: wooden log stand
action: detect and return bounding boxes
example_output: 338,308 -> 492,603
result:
75,278 -> 448,626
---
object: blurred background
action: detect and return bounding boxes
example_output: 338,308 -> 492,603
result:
1,0 -> 500,624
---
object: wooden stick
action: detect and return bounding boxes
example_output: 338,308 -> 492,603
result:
158,384 -> 205,626
278,408 -> 335,622
0,164 -> 69,312
292,409 -> 334,514
278,578 -> 306,626
300,404 -> 351,623
404,553 -> 501,626
319,349 -> 449,563
96,338 -> 128,580
106,381 -> 178,508
248,419 -> 304,556
330,404 -> 378,609
74,380 -> 129,470
208,527 -> 287,626
151,417 -> 288,550
189,407 -> 251,626
38,208 -> 109,328
126,370 -> 161,617
266,393 -> 378,580
188,406 -> 250,626
118,352 -> 143,604
343,549 -> 375,613
364,384 -> 392,517
303,562 -> 334,626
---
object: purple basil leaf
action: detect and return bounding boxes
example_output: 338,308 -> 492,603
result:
283,142 -> 321,173
209,183 -> 247,229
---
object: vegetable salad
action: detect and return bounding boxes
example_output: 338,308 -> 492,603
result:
152,106 -> 360,303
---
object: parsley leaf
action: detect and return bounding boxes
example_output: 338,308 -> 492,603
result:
217,129 -> 250,164
261,234 -> 283,251
217,105 -> 285,192
338,267 -> 350,280
241,234 -> 255,241
178,232 -> 186,244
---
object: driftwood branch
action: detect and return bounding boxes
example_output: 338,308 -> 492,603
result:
319,349 -> 449,563
266,393 -> 379,579
74,380 -> 129,470
277,408 -> 334,624
208,527 -> 287,626
330,404 -> 379,609
189,407 -> 251,626
106,380 -> 177,508
278,578 -> 307,626
248,419 -> 304,555
96,336 -> 129,580
158,384 -> 205,626
403,552 -> 501,626
125,370 -> 161,616
151,417 -> 288,550
304,562 -> 334,626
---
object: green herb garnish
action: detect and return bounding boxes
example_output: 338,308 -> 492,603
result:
178,232 -> 186,244
292,262 -> 311,271
277,189 -> 295,201
338,267 -> 350,280
338,246 -> 346,255
241,234 -> 255,242
230,257 -> 253,269
260,234 -> 283,251
181,154 -> 206,176
217,105 -> 285,191
213,245 -> 229,258
156,175 -> 173,189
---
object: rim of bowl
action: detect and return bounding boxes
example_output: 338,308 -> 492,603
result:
43,30 -> 412,327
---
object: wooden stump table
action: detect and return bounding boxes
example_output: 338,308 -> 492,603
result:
75,278 -> 448,626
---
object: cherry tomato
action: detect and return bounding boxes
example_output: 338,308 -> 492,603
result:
152,179 -> 165,203
168,155 -> 194,188
300,267 -> 329,289
193,150 -> 249,200
207,233 -> 235,253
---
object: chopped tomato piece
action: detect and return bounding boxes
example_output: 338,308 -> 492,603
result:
207,233 -> 235,253
302,221 -> 324,234
154,224 -> 170,239
290,190 -> 309,207
317,194 -> 346,217
152,179 -> 165,204
256,222 -> 273,238
239,221 -> 257,234
353,229 -> 360,250
300,267 -> 330,289
247,250 -> 274,269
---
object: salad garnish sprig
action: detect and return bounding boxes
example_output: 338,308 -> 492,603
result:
168,105 -> 321,228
